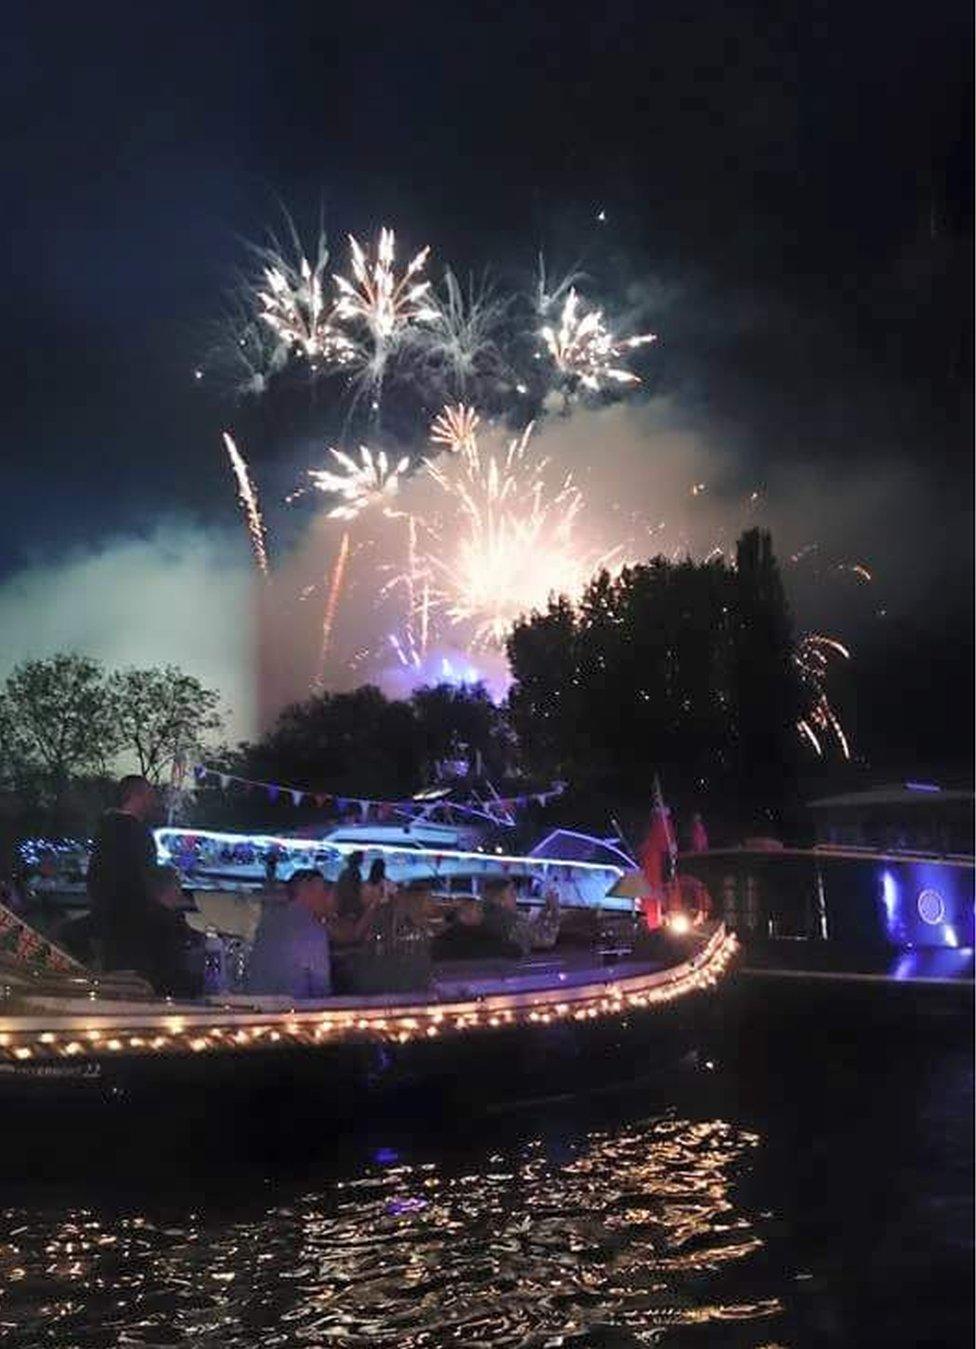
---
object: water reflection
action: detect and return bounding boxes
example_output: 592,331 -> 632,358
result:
0,1114 -> 779,1346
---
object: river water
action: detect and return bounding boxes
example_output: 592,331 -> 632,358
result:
0,1015 -> 971,1346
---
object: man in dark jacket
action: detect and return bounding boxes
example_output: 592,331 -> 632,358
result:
87,775 -> 159,972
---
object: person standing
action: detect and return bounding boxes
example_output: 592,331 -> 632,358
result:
362,856 -> 395,909
87,775 -> 160,972
335,850 -> 364,919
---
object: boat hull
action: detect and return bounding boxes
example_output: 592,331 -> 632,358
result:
0,929 -> 737,1172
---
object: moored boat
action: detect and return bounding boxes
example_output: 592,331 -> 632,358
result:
0,921 -> 738,1143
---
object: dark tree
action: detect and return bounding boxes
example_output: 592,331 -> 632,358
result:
506,595 -> 580,778
410,682 -> 513,782
241,685 -> 422,802
0,654 -> 119,809
731,529 -> 801,826
508,532 -> 802,831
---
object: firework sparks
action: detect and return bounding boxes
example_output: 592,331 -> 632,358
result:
419,423 -> 616,649
540,288 -> 655,394
418,269 -> 509,396
795,633 -> 851,760
308,445 -> 410,521
221,432 -> 270,577
257,247 -> 356,368
335,229 -> 438,337
430,403 -> 481,454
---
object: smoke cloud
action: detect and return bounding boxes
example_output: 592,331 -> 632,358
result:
0,397 -> 941,741
0,524 -> 256,742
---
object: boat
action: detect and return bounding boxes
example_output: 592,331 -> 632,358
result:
155,824 -> 633,914
0,887 -> 738,1170
678,781 -> 974,1010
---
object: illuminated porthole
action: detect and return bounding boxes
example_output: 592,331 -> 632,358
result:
917,888 -> 945,925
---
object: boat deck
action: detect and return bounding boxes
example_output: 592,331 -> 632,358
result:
0,926 -> 738,1065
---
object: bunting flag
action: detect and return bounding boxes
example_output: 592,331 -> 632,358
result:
188,763 -> 566,824
0,900 -> 88,977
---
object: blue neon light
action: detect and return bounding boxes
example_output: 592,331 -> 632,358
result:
880,870 -> 899,940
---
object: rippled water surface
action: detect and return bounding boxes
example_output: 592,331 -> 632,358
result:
0,1029 -> 971,1346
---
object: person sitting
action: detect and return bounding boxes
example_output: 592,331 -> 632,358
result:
482,878 -> 562,956
481,878 -> 534,956
143,865 -> 204,999
333,878 -> 433,995
530,888 -> 562,951
432,897 -> 490,959
246,868 -> 334,999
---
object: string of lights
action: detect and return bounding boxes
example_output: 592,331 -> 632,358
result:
0,927 -> 737,1065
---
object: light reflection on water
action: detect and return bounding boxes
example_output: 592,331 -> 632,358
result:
0,1115 -> 780,1347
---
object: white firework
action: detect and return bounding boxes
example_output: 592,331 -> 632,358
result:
540,288 -> 656,393
308,445 -> 410,521
430,403 -> 481,455
256,232 -> 356,368
334,228 -> 438,335
419,269 -> 510,396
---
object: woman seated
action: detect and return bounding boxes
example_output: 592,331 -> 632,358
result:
331,878 -> 433,995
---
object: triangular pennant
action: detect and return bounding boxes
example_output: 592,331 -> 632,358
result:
291,790 -> 303,807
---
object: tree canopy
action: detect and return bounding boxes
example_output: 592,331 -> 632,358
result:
507,530 -> 801,828
108,666 -> 223,784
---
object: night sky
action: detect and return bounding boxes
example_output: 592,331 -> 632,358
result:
3,2 -> 972,761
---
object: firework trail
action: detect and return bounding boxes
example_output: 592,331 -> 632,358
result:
308,445 -> 410,520
221,432 -> 270,577
794,632 -> 851,760
315,530 -> 351,687
535,255 -> 585,317
540,288 -> 656,395
430,403 -> 480,454
789,543 -> 874,585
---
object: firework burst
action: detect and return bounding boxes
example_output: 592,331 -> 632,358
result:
308,445 -> 410,521
334,229 -> 437,337
430,403 -> 481,454
257,252 -> 356,369
794,632 -> 851,760
418,423 -> 615,649
540,288 -> 656,394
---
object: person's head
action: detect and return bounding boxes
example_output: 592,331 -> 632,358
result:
368,857 -> 386,885
287,868 -> 333,919
118,775 -> 158,822
456,897 -> 483,927
483,877 -> 516,911
348,850 -> 364,872
400,881 -> 431,925
150,864 -> 183,910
